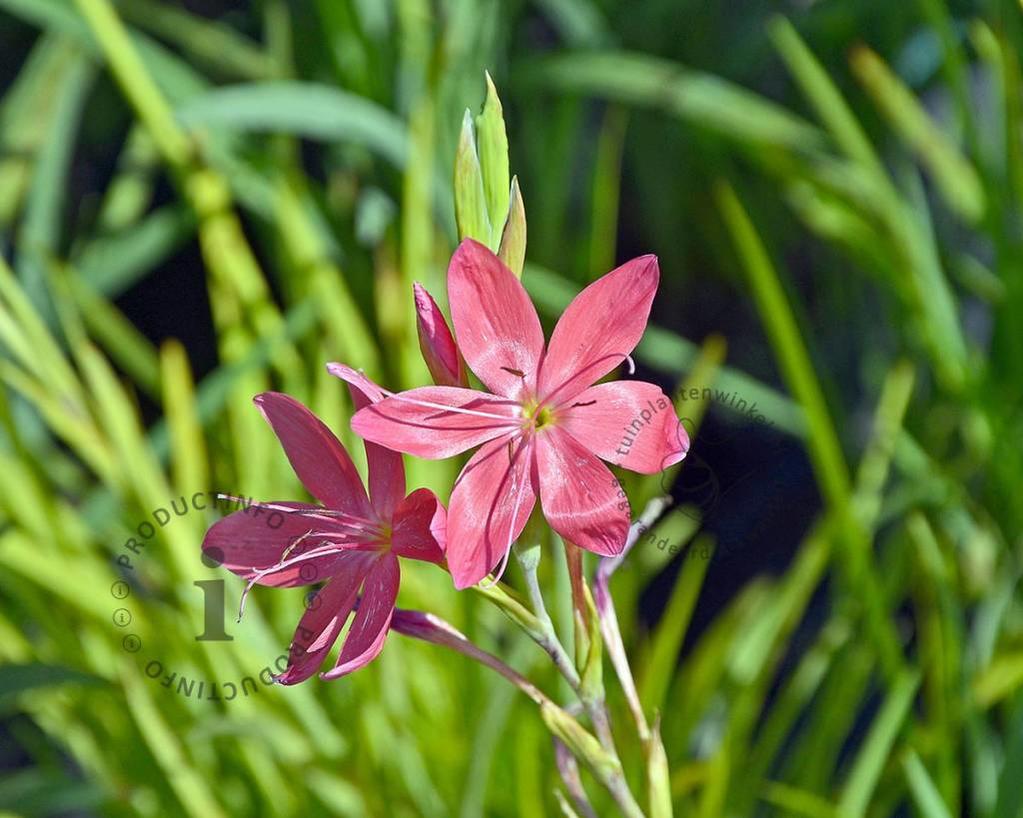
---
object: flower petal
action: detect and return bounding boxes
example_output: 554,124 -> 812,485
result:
447,435 -> 536,589
351,386 -> 520,459
448,238 -> 544,399
254,392 -> 370,515
559,381 -> 689,474
391,488 -> 446,563
536,427 -> 630,556
321,554 -> 399,679
202,502 -> 358,586
414,282 -> 468,388
327,363 -> 405,519
326,362 -> 388,403
538,255 -> 660,405
274,554 -> 375,685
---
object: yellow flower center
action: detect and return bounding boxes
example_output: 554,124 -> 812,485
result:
522,399 -> 555,431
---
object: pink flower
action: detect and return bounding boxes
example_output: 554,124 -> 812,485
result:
339,239 -> 687,589
202,379 -> 445,684
414,281 -> 468,388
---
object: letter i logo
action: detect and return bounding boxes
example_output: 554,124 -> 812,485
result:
195,547 -> 233,642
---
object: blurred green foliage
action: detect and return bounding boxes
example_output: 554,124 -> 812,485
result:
0,0 -> 1021,816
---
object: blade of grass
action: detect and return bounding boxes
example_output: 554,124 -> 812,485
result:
0,34 -> 79,231
637,535 -> 714,715
15,45 -> 93,322
850,45 -> 984,224
74,0 -> 303,384
760,782 -> 837,818
120,0 -> 275,80
75,205 -> 195,298
769,17 -> 884,177
175,83 -> 408,168
837,669 -> 921,818
159,339 -> 208,499
903,751 -> 954,818
523,51 -> 825,152
119,664 -> 227,818
715,181 -> 904,680
93,126 -> 160,232
58,267 -> 162,398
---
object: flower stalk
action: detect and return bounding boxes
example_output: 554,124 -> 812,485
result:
513,537 -> 581,688
482,530 -> 650,815
391,608 -> 645,817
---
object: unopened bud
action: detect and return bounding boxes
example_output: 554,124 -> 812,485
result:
413,283 -> 468,388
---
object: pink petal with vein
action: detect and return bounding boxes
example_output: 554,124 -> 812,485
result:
322,554 -> 399,679
391,488 -> 446,563
351,386 -> 520,459
254,392 -> 370,516
202,502 -> 359,586
448,239 -> 544,399
275,554 -> 374,685
327,364 -> 405,518
538,255 -> 659,405
447,435 -> 536,589
536,428 -> 630,556
559,381 -> 688,474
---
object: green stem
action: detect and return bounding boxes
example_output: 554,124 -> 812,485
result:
394,608 -> 644,817
73,0 -> 304,378
73,0 -> 190,168
480,554 -> 645,816
519,546 -> 582,689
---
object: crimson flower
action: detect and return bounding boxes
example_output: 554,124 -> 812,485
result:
338,239 -> 687,589
202,377 -> 445,684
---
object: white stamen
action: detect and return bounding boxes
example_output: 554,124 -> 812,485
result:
379,388 -> 520,423
237,542 -> 359,621
216,495 -> 381,536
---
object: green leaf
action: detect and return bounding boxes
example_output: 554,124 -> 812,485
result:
638,535 -> 713,714
475,71 -> 511,247
120,0 -> 275,79
61,270 -> 162,398
453,108 -> 491,245
903,752 -> 954,818
760,782 -> 838,818
850,45 -> 985,224
837,670 -> 921,818
534,0 -> 610,47
175,82 -> 409,167
0,34 -> 80,231
715,180 -> 851,508
769,16 -> 883,177
0,663 -> 106,707
524,51 -> 824,151
498,176 -> 526,277
0,769 -> 105,815
75,204 -> 195,298
15,44 -> 93,322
